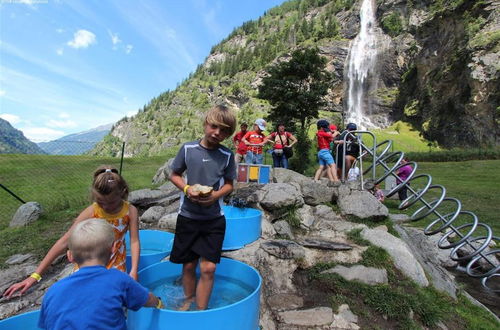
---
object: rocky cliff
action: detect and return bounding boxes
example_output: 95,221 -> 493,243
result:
92,0 -> 499,156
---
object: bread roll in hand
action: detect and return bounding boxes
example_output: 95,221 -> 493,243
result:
191,184 -> 213,197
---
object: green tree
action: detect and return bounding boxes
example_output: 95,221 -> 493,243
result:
257,48 -> 331,173
257,47 -> 331,130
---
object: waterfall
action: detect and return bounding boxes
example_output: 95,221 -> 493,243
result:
345,0 -> 379,129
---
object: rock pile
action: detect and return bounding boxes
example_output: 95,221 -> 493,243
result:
2,166 -> 462,329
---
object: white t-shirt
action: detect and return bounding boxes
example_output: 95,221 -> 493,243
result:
347,166 -> 360,181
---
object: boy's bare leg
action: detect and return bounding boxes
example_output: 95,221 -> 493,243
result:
196,258 -> 216,310
314,165 -> 325,181
329,164 -> 339,181
325,164 -> 334,181
179,259 -> 197,311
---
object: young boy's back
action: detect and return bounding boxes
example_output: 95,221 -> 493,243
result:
38,218 -> 161,330
39,266 -> 148,329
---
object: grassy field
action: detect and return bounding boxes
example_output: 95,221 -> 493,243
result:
384,160 -> 500,235
0,154 -> 168,265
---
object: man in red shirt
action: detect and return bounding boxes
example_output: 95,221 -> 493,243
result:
233,123 -> 248,163
242,119 -> 267,164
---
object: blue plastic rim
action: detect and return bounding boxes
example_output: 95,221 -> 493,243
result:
0,310 -> 41,330
126,230 -> 175,272
127,258 -> 262,330
222,206 -> 262,251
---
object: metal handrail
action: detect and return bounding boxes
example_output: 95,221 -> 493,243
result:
350,134 -> 499,291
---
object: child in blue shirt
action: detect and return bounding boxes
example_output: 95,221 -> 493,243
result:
38,219 -> 162,330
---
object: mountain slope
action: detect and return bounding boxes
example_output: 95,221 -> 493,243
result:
0,118 -> 45,154
38,124 -> 112,155
92,0 -> 499,156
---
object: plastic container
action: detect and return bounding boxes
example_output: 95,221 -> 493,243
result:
126,230 -> 174,272
127,258 -> 261,330
222,206 -> 261,251
0,310 -> 41,330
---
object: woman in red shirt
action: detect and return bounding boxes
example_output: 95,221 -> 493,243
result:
267,123 -> 297,168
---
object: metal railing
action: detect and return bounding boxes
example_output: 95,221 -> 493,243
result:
337,130 -> 499,291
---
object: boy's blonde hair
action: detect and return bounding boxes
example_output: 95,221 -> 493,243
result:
69,218 -> 114,265
204,105 -> 237,136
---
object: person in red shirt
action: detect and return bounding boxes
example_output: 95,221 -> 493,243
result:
314,120 -> 339,182
267,123 -> 298,168
242,119 -> 267,164
232,123 -> 248,163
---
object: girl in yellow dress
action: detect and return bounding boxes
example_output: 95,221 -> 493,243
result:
3,165 -> 140,298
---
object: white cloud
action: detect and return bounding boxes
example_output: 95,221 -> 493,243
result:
56,48 -> 64,55
125,44 -> 133,54
108,30 -> 121,48
0,90 -> 6,97
58,112 -> 70,119
56,28 -> 64,34
22,127 -> 65,142
47,119 -> 77,128
67,29 -> 96,49
0,113 -> 21,124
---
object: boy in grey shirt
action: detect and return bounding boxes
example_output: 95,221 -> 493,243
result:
169,105 -> 237,311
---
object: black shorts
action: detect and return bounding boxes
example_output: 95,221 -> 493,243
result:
169,214 -> 226,264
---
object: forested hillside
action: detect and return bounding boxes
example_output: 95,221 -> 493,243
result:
91,0 -> 499,156
0,118 -> 45,154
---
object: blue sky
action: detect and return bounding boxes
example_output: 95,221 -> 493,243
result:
0,0 -> 287,141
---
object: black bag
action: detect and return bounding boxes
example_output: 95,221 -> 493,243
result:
278,133 -> 294,158
283,146 -> 293,158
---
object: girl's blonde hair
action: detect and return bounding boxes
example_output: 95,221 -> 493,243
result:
91,165 -> 129,201
69,218 -> 114,265
204,105 -> 237,135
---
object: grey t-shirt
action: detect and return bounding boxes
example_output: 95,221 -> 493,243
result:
170,140 -> 236,220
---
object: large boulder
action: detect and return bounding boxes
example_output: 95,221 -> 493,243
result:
361,227 -> 429,287
277,307 -> 334,330
259,183 -> 304,211
272,168 -> 310,186
139,205 -> 167,224
321,265 -> 388,285
223,240 -> 299,294
300,180 -> 338,206
395,225 -> 458,298
337,188 -> 388,220
128,189 -> 179,209
10,202 -> 43,227
152,158 -> 174,185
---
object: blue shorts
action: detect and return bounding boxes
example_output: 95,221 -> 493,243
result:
318,149 -> 334,166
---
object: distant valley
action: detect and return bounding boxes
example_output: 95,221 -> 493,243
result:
37,124 -> 112,155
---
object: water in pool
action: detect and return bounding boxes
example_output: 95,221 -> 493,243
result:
149,275 -> 254,311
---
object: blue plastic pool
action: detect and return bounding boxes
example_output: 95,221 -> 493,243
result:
127,258 -> 261,330
222,206 -> 261,250
126,230 -> 174,272
0,310 -> 41,330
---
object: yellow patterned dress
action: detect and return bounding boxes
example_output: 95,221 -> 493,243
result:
92,201 -> 131,272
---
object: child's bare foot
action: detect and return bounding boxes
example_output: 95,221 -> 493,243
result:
178,296 -> 194,311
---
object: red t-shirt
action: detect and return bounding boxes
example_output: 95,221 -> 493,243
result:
317,130 -> 333,150
243,130 -> 266,154
269,132 -> 292,149
233,130 -> 248,155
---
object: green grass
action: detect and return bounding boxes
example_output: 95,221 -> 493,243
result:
306,258 -> 499,329
384,160 -> 500,235
0,154 -> 167,266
